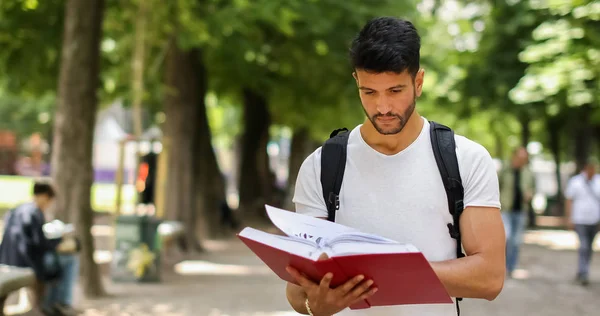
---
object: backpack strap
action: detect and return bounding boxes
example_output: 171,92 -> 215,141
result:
320,128 -> 350,222
430,121 -> 465,315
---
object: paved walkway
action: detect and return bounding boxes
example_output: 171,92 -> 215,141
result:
6,229 -> 600,316
82,230 -> 600,315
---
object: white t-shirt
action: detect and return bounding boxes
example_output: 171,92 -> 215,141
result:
565,173 -> 600,225
292,118 -> 500,316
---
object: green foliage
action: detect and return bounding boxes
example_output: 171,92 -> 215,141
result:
0,0 -> 64,95
3,0 -> 600,165
0,89 -> 54,138
510,0 -> 600,119
203,0 -> 419,141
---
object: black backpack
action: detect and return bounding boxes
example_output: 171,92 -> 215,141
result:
320,121 -> 465,314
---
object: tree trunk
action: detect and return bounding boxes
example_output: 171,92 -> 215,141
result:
238,89 -> 273,221
573,106 -> 593,174
164,38 -> 202,252
548,122 -> 563,216
519,114 -> 530,147
130,0 -> 148,207
51,0 -> 105,298
283,128 -> 311,210
191,49 -> 228,238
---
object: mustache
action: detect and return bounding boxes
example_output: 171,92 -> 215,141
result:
373,113 -> 402,119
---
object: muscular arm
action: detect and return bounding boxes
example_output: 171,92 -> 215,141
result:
430,206 -> 505,301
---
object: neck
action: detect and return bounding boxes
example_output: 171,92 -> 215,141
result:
360,111 -> 424,155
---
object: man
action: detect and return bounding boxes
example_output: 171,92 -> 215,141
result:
0,182 -> 79,315
499,147 -> 535,278
285,17 -> 505,316
565,158 -> 600,286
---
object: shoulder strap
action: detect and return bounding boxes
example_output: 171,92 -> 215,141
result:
430,121 -> 465,258
320,128 -> 350,222
430,121 -> 465,314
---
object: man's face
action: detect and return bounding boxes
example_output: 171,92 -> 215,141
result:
512,148 -> 529,167
354,69 -> 424,135
585,164 -> 596,177
36,195 -> 54,212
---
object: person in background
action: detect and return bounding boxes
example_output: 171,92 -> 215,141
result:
0,182 -> 80,315
565,158 -> 600,286
499,146 -> 535,278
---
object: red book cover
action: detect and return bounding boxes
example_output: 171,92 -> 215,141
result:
238,234 -> 453,309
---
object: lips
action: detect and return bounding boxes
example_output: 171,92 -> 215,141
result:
376,116 -> 397,123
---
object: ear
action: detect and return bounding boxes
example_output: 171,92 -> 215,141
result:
415,68 -> 425,97
352,71 -> 359,85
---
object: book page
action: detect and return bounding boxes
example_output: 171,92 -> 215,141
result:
265,205 -> 358,246
329,231 -> 398,245
238,227 -> 323,259
328,241 -> 419,257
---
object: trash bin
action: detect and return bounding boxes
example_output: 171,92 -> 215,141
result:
111,215 -> 162,282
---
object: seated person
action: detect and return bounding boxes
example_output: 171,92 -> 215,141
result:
0,181 -> 80,315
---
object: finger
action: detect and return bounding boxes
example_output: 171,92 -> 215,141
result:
346,279 -> 374,300
336,274 -> 365,295
319,272 -> 333,291
350,287 -> 378,305
286,266 -> 317,289
317,252 -> 330,261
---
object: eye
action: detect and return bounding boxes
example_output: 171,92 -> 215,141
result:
364,91 -> 374,95
391,89 -> 402,93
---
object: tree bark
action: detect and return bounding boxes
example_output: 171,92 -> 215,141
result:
163,38 -> 203,252
548,121 -> 563,216
573,106 -> 593,174
519,114 -> 530,147
51,0 -> 105,298
238,89 -> 273,221
130,0 -> 148,207
283,128 -> 311,210
191,49 -> 228,238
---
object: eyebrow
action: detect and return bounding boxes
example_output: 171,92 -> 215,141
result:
359,84 -> 407,91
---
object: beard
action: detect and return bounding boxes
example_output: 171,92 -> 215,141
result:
364,92 -> 416,135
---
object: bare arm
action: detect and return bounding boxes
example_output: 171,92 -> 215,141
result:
286,282 -> 309,314
564,199 -> 573,229
430,206 -> 505,301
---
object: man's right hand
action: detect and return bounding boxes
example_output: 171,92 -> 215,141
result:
286,266 -> 378,316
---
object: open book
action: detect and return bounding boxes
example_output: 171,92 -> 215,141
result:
238,205 -> 453,309
43,220 -> 75,240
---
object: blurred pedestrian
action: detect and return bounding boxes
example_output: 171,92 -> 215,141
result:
565,158 -> 600,286
499,146 -> 535,278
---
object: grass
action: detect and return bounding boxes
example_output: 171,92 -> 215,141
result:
0,175 -> 137,213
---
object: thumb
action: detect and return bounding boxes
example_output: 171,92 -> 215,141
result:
318,252 -> 330,261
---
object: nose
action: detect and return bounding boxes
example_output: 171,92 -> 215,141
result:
376,96 -> 392,114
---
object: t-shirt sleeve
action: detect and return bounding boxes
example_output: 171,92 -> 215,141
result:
292,147 -> 328,218
456,137 -> 501,210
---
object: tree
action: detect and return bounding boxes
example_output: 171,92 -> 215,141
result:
50,0 -> 106,297
511,0 -> 600,171
205,0 -> 414,220
163,38 -> 204,251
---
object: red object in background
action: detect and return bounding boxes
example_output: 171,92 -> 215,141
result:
0,130 -> 18,175
238,234 -> 453,310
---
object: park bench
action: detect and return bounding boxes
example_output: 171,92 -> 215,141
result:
0,265 -> 35,316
